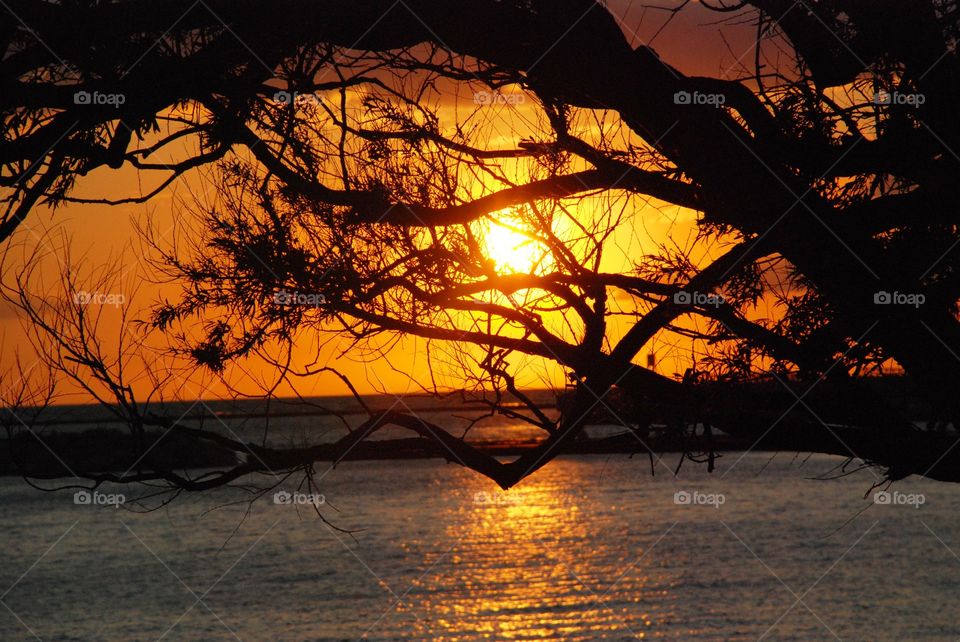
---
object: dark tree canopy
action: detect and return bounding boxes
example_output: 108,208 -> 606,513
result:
4,0 -> 960,497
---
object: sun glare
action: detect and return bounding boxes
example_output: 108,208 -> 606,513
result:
481,215 -> 544,273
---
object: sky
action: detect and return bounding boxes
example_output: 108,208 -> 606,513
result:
0,1 -> 765,404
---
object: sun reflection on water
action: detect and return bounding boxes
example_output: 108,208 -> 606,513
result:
409,462 -> 670,640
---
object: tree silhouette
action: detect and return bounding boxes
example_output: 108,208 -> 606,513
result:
4,0 -> 960,495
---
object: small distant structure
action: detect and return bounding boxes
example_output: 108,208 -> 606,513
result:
646,352 -> 656,371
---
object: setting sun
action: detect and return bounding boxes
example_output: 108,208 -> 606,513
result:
480,213 -> 545,273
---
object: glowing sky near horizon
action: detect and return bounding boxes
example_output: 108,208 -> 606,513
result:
0,2 -> 762,403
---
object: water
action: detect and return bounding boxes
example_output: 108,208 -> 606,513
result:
0,451 -> 958,641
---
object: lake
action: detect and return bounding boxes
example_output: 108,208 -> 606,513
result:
0,450 -> 957,640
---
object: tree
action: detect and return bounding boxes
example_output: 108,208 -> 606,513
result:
3,0 -> 960,499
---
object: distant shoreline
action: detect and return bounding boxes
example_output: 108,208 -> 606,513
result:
0,428 -> 749,478
15,401 -> 558,429
5,390 -> 563,429
3,377 -> 924,478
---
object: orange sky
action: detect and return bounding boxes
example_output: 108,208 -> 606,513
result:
0,2 -> 764,404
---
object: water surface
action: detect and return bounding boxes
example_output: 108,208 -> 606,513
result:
0,452 -> 956,640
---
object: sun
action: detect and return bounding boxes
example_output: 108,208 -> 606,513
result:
480,216 -> 544,273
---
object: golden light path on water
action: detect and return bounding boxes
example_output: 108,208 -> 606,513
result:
402,460 -> 669,640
